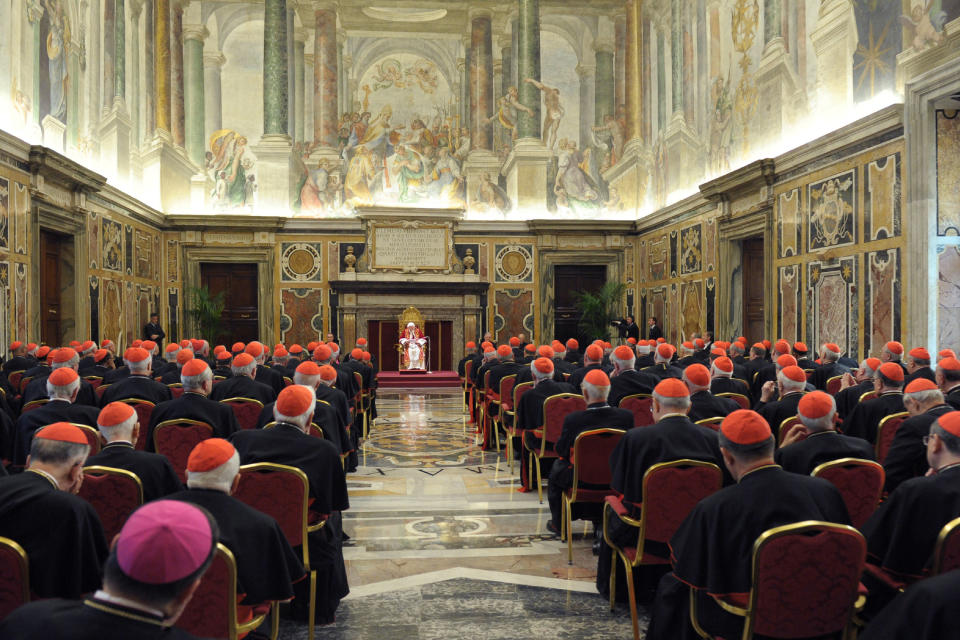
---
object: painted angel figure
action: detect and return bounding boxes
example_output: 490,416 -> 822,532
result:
399,322 -> 426,370
900,1 -> 947,51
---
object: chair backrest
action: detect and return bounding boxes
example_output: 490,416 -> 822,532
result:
811,458 -> 885,530
499,375 -> 517,410
483,370 -> 492,393
638,460 -> 723,552
570,429 -> 625,489
933,516 -> 960,575
0,536 -> 29,622
222,397 -> 265,431
71,423 -> 103,455
858,390 -> 877,404
153,419 -> 214,482
716,392 -> 750,410
95,383 -> 111,399
512,381 -> 534,414
283,376 -> 293,388
778,416 -> 803,445
118,398 -> 156,450
619,394 -> 654,427
694,417 -> 723,432
826,375 -> 844,396
804,369 -> 815,381
464,359 -> 474,384
235,463 -> 311,566
263,421 -> 324,440
175,543 -> 238,640
78,466 -> 144,542
21,399 -> 48,414
747,521 -> 866,639
83,376 -> 103,390
875,411 -> 909,463
168,383 -> 185,399
541,394 -> 587,445
7,371 -> 24,393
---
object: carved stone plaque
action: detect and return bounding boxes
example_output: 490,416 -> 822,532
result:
370,223 -> 450,272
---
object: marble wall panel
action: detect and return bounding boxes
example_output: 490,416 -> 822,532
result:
705,278 -> 716,334
167,239 -> 179,283
864,153 -> 901,241
281,242 -> 324,282
124,225 -> 134,276
493,289 -> 534,344
680,280 -> 703,339
124,281 -> 136,346
135,229 -> 154,279
89,276 -> 99,343
648,287 -> 667,337
102,218 -> 123,272
938,246 -> 960,350
101,278 -> 122,347
168,288 -> 180,342
669,231 -> 679,278
494,244 -> 534,283
679,223 -> 703,275
647,234 -> 668,281
937,110 -> 960,235
778,188 -> 800,257
704,218 -> 717,271
14,263 -> 26,340
778,263 -> 801,342
0,262 -> 8,349
865,248 -> 900,357
808,170 -> 856,252
280,288 -> 324,345
807,257 -> 858,359
668,283 -> 680,343
13,181 -> 27,256
0,177 -> 8,251
87,211 -> 99,268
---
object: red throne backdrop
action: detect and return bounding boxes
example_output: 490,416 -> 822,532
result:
367,320 -> 453,371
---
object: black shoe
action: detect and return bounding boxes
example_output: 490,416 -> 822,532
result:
545,521 -> 560,537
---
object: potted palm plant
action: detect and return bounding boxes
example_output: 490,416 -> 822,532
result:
186,286 -> 226,344
574,281 -> 627,343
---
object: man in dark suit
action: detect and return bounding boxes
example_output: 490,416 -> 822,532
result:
647,317 -> 663,341
515,357 -> 576,434
613,316 -> 641,342
882,378 -> 953,494
755,365 -> 808,434
845,362 -> 905,444
835,358 -> 882,423
776,391 -> 874,475
86,401 -> 182,501
100,347 -> 173,407
546,369 -> 633,536
3,340 -> 31,373
160,348 -> 194,384
147,359 -> 239,450
608,345 -> 658,408
142,312 -> 165,347
809,343 -> 849,391
792,341 -> 817,370
78,348 -> 115,379
905,347 -> 936,385
684,363 -> 739,423
938,356 -> 960,409
210,352 -> 277,406
643,343 -> 683,381
567,344 -> 607,393
12,368 -> 101,465
23,348 -> 99,407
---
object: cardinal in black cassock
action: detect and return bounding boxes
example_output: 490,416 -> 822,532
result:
843,363 -> 906,443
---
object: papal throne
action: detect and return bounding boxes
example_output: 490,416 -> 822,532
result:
397,306 -> 428,372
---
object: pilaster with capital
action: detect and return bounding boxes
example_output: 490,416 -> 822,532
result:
183,24 -> 207,167
516,0 -> 540,141
155,0 -> 171,135
312,3 -> 338,150
203,51 -> 225,142
594,40 -> 615,125
576,63 -> 595,147
171,2 -> 186,147
295,29 -> 307,143
468,11 -> 494,152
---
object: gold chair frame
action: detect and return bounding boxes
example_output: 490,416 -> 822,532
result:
875,411 -> 909,461
82,465 -> 145,505
504,380 -> 534,473
0,535 -> 30,614
778,415 -> 802,445
810,457 -> 884,529
396,306 -> 427,372
932,516 -> 960,576
527,393 -> 585,504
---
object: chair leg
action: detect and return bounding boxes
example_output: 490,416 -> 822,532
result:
534,455 -> 543,504
505,435 -> 513,473
622,554 -> 640,640
609,545 -> 618,612
565,496 -> 574,565
308,569 -> 317,640
268,601 -> 280,640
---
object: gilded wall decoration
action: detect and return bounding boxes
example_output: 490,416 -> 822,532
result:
14,263 -> 26,340
680,280 -> 703,339
865,248 -> 900,357
101,278 -> 122,347
0,262 -> 8,349
14,182 -> 27,256
679,224 -> 703,275
124,225 -> 134,276
808,171 -> 856,251
648,234 -> 668,281
864,153 -> 901,241
167,239 -> 179,283
281,242 -> 323,282
280,288 -> 324,345
938,246 -> 960,350
494,244 -> 533,283
668,283 -> 680,344
101,218 -> 123,272
135,230 -> 154,279
0,177 -> 8,250
648,287 -> 667,338
778,264 -> 801,342
168,288 -> 180,342
937,110 -> 960,235
703,219 -> 717,271
89,276 -> 99,343
807,257 -> 858,359
87,211 -> 99,268
778,188 -> 801,257
494,289 -> 534,344
669,231 -> 679,278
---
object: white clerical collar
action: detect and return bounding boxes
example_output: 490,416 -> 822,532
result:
93,590 -> 167,620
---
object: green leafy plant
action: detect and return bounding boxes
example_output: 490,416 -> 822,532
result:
574,281 -> 627,343
186,286 -> 226,344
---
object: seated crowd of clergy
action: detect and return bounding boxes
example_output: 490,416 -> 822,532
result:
459,332 -> 960,638
0,329 -> 959,638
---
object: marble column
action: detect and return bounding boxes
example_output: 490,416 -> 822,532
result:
614,15 -> 626,118
103,0 -> 116,108
303,53 -> 315,139
295,30 -> 306,143
577,63 -> 595,147
670,0 -> 682,117
756,0 -> 800,145
468,14 -> 493,151
183,26 -> 206,167
171,3 -> 186,147
115,0 -> 126,101
28,2 -> 41,127
145,0 -> 156,136
682,3 -> 694,125
625,0 -> 643,144
764,0 -> 782,44
100,0 -> 133,178
155,0 -> 171,135
203,51 -> 224,142
336,36 -> 345,115
595,43 -> 615,125
657,29 -> 666,132
130,2 -> 142,149
510,17 -> 519,91
312,4 -> 338,150
516,0 -> 540,140
501,44 -> 513,96
287,10 -> 296,139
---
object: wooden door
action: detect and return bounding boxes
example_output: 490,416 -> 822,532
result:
40,231 -> 63,345
741,238 -> 766,343
201,263 -> 259,344
554,265 -> 606,344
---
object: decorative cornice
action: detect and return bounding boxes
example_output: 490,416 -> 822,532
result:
698,158 -> 776,204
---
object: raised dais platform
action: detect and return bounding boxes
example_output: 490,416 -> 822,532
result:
376,370 -> 462,388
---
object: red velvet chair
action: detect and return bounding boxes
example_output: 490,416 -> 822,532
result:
523,393 -> 586,502
83,376 -> 103,390
222,397 -> 265,431
283,376 -> 293,388
826,375 -> 844,396
117,398 -> 157,450
619,393 -> 654,427
717,392 -> 751,410
561,428 -> 626,564
691,521 -> 866,640
167,383 -> 185,399
20,399 -> 48,414
463,359 -> 476,423
932,516 -> 960,576
153,419 -> 214,482
875,411 -> 909,464
811,458 -> 884,529
7,371 -> 24,395
78,466 -> 144,542
504,380 -> 534,473
71,423 -> 103,455
0,536 -> 29,622
95,383 -> 111,400
604,460 -> 723,640
694,417 -> 723,432
778,416 -> 803,445
235,463 -> 324,640
490,374 -> 517,452
859,390 -> 877,404
175,543 -> 275,640
479,370 -> 496,450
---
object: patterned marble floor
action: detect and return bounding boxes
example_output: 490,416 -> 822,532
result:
299,388 -> 647,639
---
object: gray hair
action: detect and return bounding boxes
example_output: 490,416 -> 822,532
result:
186,452 -> 240,493
778,370 -> 806,392
653,391 -> 691,413
29,438 -> 89,467
47,376 -> 80,400
581,379 -> 610,402
181,367 -> 212,391
98,411 -> 138,443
